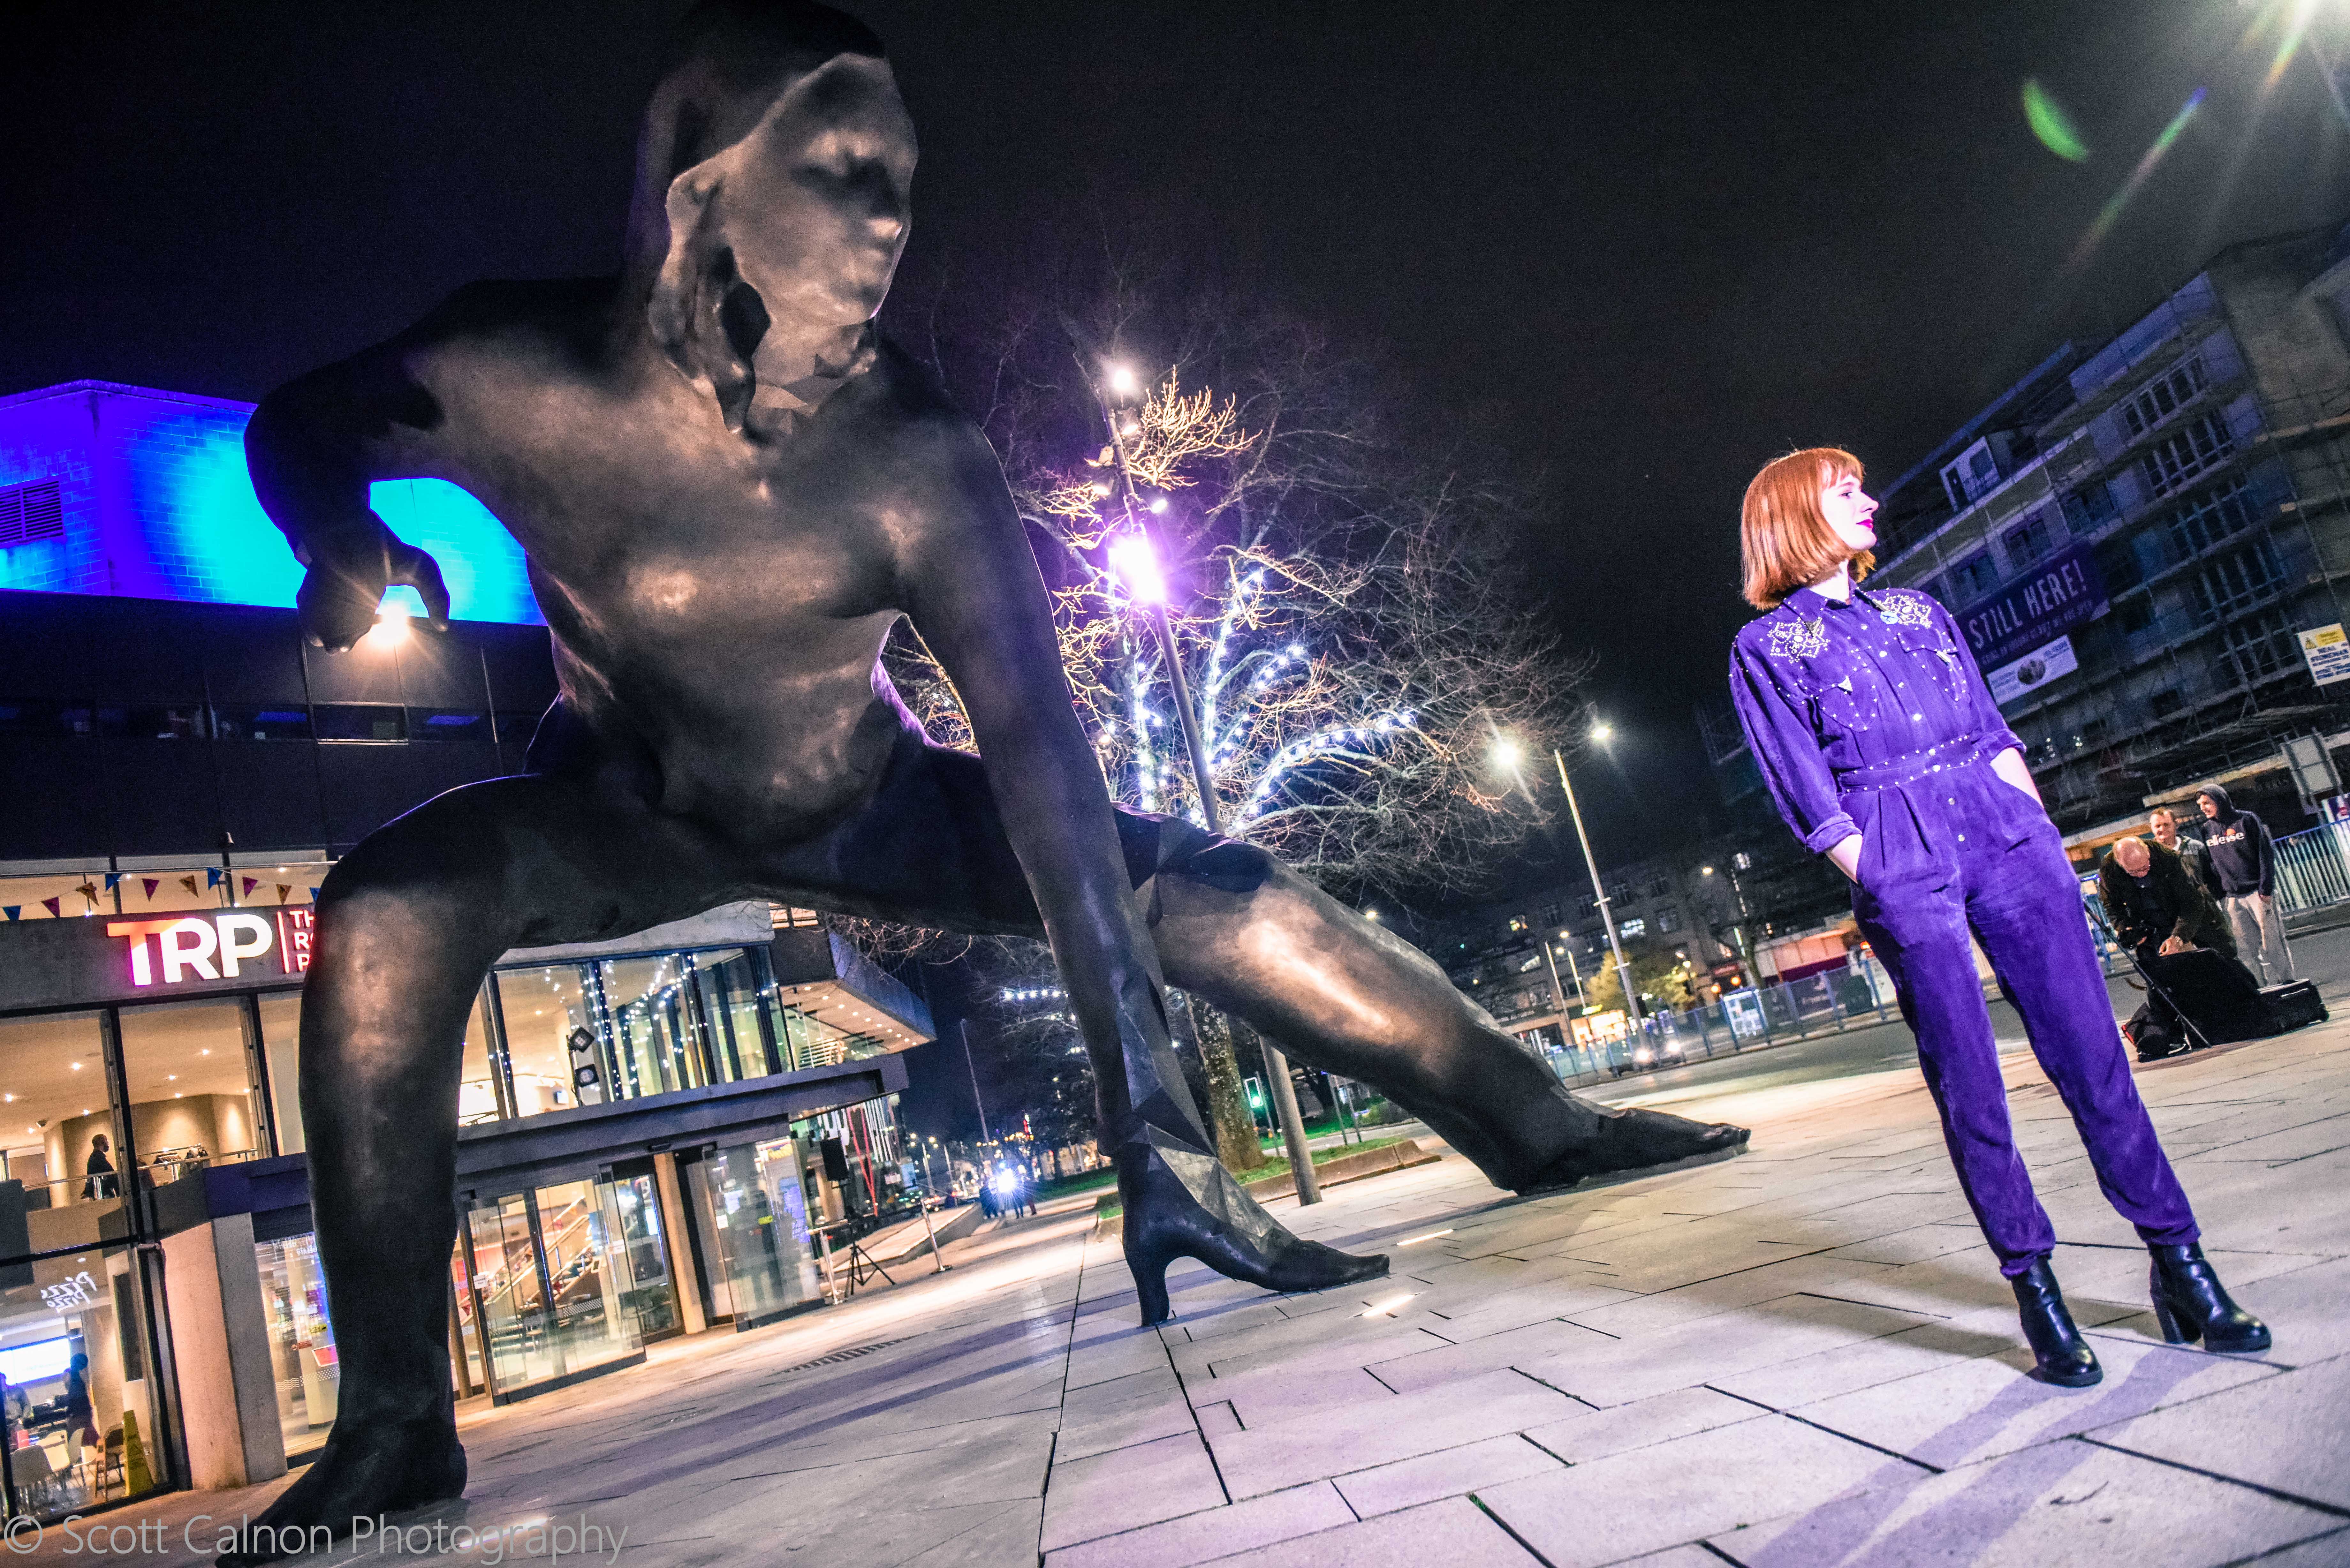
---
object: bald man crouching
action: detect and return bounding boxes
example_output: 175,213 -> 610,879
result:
2099,836 -> 2260,1057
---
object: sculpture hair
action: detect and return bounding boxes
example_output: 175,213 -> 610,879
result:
1739,446 -> 1873,610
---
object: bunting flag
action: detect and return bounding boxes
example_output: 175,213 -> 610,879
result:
103,873 -> 123,893
1,908 -> 17,922
309,887 -> 323,902
276,884 -> 292,904
40,897 -> 60,917
178,875 -> 200,899
77,882 -> 99,912
141,877 -> 161,901
205,867 -> 225,890
241,876 -> 261,898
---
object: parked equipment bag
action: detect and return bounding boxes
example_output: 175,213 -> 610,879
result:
2257,980 -> 2328,1033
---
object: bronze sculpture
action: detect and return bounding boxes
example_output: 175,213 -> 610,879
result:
230,1 -> 1747,1551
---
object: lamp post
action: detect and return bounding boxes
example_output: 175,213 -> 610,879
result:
1095,364 -> 1322,1205
1701,859 -> 1757,986
1493,727 -> 1641,1027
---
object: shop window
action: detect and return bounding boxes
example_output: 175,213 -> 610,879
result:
409,709 -> 491,744
0,1013 -> 118,1218
92,705 -> 207,740
313,705 -> 406,743
1618,916 -> 1646,939
607,1167 -> 679,1341
694,1141 -> 821,1331
115,1000 -> 268,1184
210,706 -> 313,742
254,1233 -> 337,1461
492,966 -> 596,1118
257,994 -> 303,1157
0,873 -> 113,921
458,990 -> 499,1126
0,702 -> 68,738
0,1240 -> 167,1520
601,956 -> 710,1101
459,1179 -> 646,1399
689,949 -> 778,1083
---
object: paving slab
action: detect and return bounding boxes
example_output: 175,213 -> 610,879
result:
1196,1495 -> 1537,1567
2088,1353 -> 2350,1512
1043,1482 -> 1353,1568
1712,1437 -> 2337,1568
1330,1432 -> 1564,1517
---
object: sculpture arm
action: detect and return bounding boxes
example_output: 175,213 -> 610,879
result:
245,297 -> 488,649
895,424 -> 1200,1145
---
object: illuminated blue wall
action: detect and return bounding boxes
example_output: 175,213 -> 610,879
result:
0,381 -> 542,624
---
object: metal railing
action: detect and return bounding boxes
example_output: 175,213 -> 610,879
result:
2273,821 -> 2350,916
1527,906 -> 2135,1090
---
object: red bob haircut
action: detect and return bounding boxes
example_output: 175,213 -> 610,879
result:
1740,447 -> 1872,609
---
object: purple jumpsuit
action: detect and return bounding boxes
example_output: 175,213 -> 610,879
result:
1730,584 -> 2198,1275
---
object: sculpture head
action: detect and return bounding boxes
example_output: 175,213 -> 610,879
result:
1739,447 -> 1876,609
631,0 -> 915,435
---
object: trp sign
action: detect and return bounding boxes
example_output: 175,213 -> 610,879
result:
104,909 -> 315,988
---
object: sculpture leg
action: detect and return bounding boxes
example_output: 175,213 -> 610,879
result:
223,776 -> 722,1565
767,737 -> 1386,1323
1126,816 -> 1749,1192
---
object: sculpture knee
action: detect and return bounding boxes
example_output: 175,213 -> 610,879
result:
1151,820 -> 1282,896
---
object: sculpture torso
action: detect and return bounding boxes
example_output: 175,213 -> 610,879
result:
405,277 -> 959,842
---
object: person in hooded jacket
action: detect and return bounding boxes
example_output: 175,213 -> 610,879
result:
2197,786 -> 2295,985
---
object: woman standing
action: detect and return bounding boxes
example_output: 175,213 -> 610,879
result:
1727,447 -> 2269,1385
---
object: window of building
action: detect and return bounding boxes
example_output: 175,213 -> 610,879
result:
1618,917 -> 1646,939
2164,476 -> 2261,560
115,999 -> 270,1184
2193,539 -> 2285,623
1516,954 -> 1543,974
255,1233 -> 337,1461
2114,598 -> 2157,638
408,709 -> 491,743
2060,483 -> 2119,535
2150,688 -> 2186,718
2138,412 -> 2234,498
1506,915 -> 1529,933
0,479 -> 65,548
1945,551 -> 1999,603
2119,356 -> 2208,438
2002,510 -> 2059,571
312,705 -> 406,743
99,705 -> 207,740
210,706 -> 313,742
2223,608 -> 2299,688
1536,902 -> 1560,925
1656,907 -> 1684,933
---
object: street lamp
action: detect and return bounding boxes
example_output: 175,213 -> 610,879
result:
1092,362 -> 1322,1204
1492,726 -> 1642,1027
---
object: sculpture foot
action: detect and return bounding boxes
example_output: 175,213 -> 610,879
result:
1517,1107 -> 1750,1194
216,1413 -> 466,1566
1120,1130 -> 1388,1325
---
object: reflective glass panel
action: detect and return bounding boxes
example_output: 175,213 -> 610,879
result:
257,994 -> 302,1157
705,1139 -> 820,1331
115,1000 -> 266,1191
600,957 -> 708,1100
0,1242 -> 167,1520
492,967 -> 593,1118
0,1013 -> 121,1225
253,1233 -> 337,1460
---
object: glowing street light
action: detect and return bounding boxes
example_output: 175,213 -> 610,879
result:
1490,735 -> 1525,772
1590,720 -> 1613,744
1107,533 -> 1169,605
1105,362 -> 1141,399
1492,726 -> 1642,1025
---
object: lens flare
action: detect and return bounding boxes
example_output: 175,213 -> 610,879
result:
2022,79 -> 2090,162
2067,88 -> 2205,272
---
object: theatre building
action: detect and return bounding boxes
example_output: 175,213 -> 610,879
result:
0,381 -> 935,1519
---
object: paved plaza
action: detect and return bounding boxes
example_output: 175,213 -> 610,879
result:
27,1005 -> 2350,1567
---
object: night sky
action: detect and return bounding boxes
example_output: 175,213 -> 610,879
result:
6,0 -> 2346,880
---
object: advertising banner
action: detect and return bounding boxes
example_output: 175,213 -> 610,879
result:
1988,633 -> 2079,706
1955,543 -> 2107,668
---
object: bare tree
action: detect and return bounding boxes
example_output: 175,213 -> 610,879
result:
868,263 -> 1582,1167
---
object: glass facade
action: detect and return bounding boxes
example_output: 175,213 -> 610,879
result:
0,1241 -> 169,1520
253,1234 -> 336,1461
699,1140 -> 821,1331
457,1178 -> 646,1399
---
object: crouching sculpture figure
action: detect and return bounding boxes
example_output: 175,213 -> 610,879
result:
228,2 -> 1747,1554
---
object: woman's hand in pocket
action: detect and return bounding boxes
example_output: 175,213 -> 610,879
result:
1826,832 -> 1864,884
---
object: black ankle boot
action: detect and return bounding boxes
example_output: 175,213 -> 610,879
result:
2149,1243 -> 2272,1353
2012,1258 -> 2102,1387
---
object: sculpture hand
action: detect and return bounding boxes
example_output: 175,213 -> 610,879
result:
296,516 -> 453,650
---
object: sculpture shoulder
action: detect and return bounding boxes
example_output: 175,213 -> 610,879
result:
393,277 -> 620,384
859,337 -> 1015,501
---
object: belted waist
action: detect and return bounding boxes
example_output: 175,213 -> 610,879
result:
1834,734 -> 1996,795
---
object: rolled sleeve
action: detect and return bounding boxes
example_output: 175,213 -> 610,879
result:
1730,635 -> 1857,855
